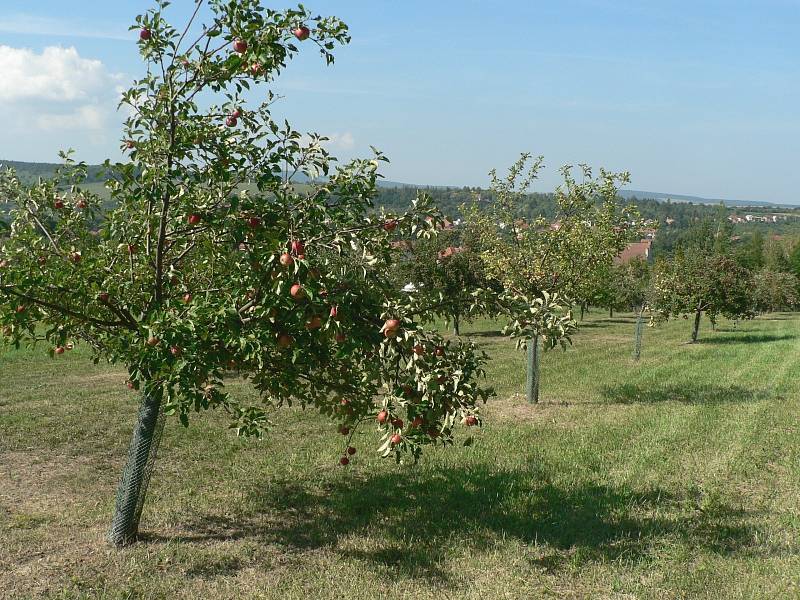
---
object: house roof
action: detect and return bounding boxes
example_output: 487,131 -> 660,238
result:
615,240 -> 651,264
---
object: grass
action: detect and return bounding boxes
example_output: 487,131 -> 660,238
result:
1,312 -> 799,599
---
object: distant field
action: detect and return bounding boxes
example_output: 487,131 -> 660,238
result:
1,313 -> 799,599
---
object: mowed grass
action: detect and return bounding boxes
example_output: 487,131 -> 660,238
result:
1,313 -> 800,599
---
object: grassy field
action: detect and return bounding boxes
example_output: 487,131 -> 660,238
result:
1,312 -> 799,599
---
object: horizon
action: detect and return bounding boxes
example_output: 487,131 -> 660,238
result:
0,1 -> 797,204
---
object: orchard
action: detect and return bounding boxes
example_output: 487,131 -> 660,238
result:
0,0 -> 493,546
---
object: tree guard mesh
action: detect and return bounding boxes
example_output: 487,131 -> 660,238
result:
633,310 -> 644,361
107,392 -> 165,547
526,335 -> 540,404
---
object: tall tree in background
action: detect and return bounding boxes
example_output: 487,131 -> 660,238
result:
0,0 -> 493,546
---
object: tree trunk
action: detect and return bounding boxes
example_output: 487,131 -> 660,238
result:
526,335 -> 540,404
107,392 -> 165,547
580,304 -> 585,321
691,308 -> 702,343
453,313 -> 460,336
609,307 -> 614,318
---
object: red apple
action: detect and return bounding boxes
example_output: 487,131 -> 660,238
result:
465,415 -> 478,427
146,336 -> 160,347
37,256 -> 47,266
291,239 -> 305,255
183,293 -> 193,303
126,380 -> 135,390
335,332 -> 346,343
98,292 -> 110,304
247,216 -> 261,228
401,384 -> 414,397
293,26 -> 310,41
231,108 -> 242,119
127,244 -> 137,254
290,283 -> 305,300
15,305 -> 25,314
69,252 -> 81,263
339,456 -> 350,466
126,140 -> 135,149
249,62 -> 263,76
170,345 -> 182,357
188,213 -> 202,225
277,333 -> 293,349
0,259 -> 8,269
75,198 -> 87,209
412,416 -> 424,427
390,434 -> 402,445
383,318 -> 401,337
413,344 -> 425,355
391,418 -> 404,429
54,198 -> 64,209
347,446 -> 356,456
428,429 -> 440,438
54,346 -> 65,355
383,219 -> 398,232
306,315 -> 322,330
225,116 -> 238,127
339,425 -> 350,436
139,28 -> 151,41
233,38 -> 248,53
434,346 -> 445,357
279,252 -> 294,267
377,410 -> 389,424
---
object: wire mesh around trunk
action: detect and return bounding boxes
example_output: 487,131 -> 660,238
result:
107,392 -> 165,547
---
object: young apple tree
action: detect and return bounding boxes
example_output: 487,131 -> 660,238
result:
395,225 -> 493,335
466,154 -> 640,402
0,0 -> 493,546
651,250 -> 753,342
750,267 -> 798,314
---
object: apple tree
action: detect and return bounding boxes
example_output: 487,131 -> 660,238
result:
651,250 -> 753,342
0,0 -> 493,546
750,267 -> 798,313
466,154 -> 640,402
395,224 -> 494,335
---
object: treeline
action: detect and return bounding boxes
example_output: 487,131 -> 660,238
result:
375,186 -> 800,257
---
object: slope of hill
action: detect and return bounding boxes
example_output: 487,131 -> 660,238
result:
0,159 -> 793,208
619,189 -> 791,208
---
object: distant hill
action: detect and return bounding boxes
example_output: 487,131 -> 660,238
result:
0,158 -> 792,208
0,159 -> 106,185
619,189 -> 793,209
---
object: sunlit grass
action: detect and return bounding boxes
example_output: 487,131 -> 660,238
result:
1,312 -> 799,598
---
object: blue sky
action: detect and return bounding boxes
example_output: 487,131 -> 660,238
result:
0,1 -> 797,203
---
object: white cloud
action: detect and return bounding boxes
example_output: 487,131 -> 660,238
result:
34,104 -> 108,132
0,45 -> 121,103
0,45 -> 124,134
328,131 -> 355,150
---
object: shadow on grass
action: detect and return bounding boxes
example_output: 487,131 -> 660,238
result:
599,383 -> 769,405
698,333 -> 798,345
143,464 -> 762,583
463,330 -> 504,338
